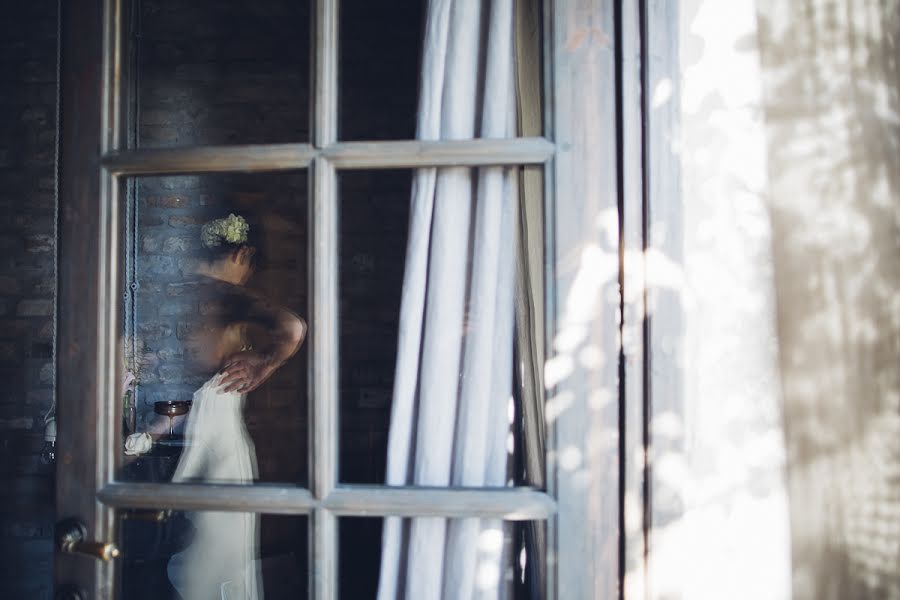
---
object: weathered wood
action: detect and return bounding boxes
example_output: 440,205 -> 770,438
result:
311,509 -> 337,600
310,157 -> 338,500
98,481 -> 556,520
103,0 -> 124,153
56,0 -> 119,596
97,1 -> 125,596
327,485 -> 556,520
549,0 -> 621,598
102,144 -> 317,175
310,155 -> 338,600
621,1 -> 649,598
101,138 -> 554,176
324,137 -> 555,168
98,482 -> 316,513
312,4 -> 338,600
313,0 -> 338,146
643,3 -> 681,599
540,4 -> 557,597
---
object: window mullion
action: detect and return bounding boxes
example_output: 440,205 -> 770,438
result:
311,0 -> 338,595
101,144 -> 318,175
311,509 -> 338,600
310,155 -> 338,600
310,155 -> 339,500
548,0 -> 619,598
324,137 -> 555,168
97,482 -> 316,513
314,0 -> 338,147
324,486 -> 557,520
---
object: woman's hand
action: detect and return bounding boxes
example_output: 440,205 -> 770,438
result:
218,350 -> 277,394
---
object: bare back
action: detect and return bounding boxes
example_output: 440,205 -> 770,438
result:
184,277 -> 281,378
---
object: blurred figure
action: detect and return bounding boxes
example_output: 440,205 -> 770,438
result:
167,213 -> 306,600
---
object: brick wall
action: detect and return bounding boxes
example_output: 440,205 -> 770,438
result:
0,2 -> 58,599
135,0 -> 309,148
131,1 -> 312,489
130,0 -> 421,489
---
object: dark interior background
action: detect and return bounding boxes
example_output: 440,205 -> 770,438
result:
0,2 -> 60,599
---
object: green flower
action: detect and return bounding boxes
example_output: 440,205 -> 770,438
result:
201,213 -> 249,247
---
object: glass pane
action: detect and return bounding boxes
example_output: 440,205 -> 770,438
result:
119,172 -> 308,486
338,0 -> 423,140
338,0 -> 544,140
130,0 -> 309,148
119,510 -> 307,599
338,168 -> 546,487
339,517 -> 545,599
338,170 -> 407,484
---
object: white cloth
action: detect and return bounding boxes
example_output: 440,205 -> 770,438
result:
124,432 -> 152,456
377,0 -> 518,598
167,374 -> 262,600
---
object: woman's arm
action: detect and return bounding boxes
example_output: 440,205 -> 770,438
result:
218,291 -> 307,393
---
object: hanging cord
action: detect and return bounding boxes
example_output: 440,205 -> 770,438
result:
45,0 -> 63,425
128,0 -> 143,409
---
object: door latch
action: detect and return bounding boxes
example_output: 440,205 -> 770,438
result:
56,518 -> 120,561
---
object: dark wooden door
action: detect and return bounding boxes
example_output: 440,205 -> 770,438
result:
55,0 -> 119,596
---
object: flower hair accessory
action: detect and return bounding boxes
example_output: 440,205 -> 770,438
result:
201,213 -> 249,248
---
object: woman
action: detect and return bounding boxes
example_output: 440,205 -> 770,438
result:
167,213 -> 306,600
185,213 -> 306,396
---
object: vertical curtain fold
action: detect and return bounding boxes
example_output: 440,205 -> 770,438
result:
378,1 -> 454,596
378,0 -> 519,598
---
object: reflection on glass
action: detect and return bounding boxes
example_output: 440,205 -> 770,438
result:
120,172 -> 308,485
338,170 -> 408,484
338,0 -> 544,141
120,510 -> 307,600
338,0 -> 423,140
339,517 -> 545,600
131,0 -> 309,148
338,169 -> 546,488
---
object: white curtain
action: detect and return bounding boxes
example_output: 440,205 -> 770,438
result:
377,1 -> 518,599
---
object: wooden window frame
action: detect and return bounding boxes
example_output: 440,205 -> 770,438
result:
56,0 -> 623,598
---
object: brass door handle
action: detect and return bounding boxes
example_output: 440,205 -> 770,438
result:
56,518 -> 120,561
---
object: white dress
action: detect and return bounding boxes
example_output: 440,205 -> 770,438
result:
167,374 -> 263,600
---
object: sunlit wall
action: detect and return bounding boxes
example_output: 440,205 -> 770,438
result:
628,1 -> 792,598
758,1 -> 900,598
627,1 -> 900,599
